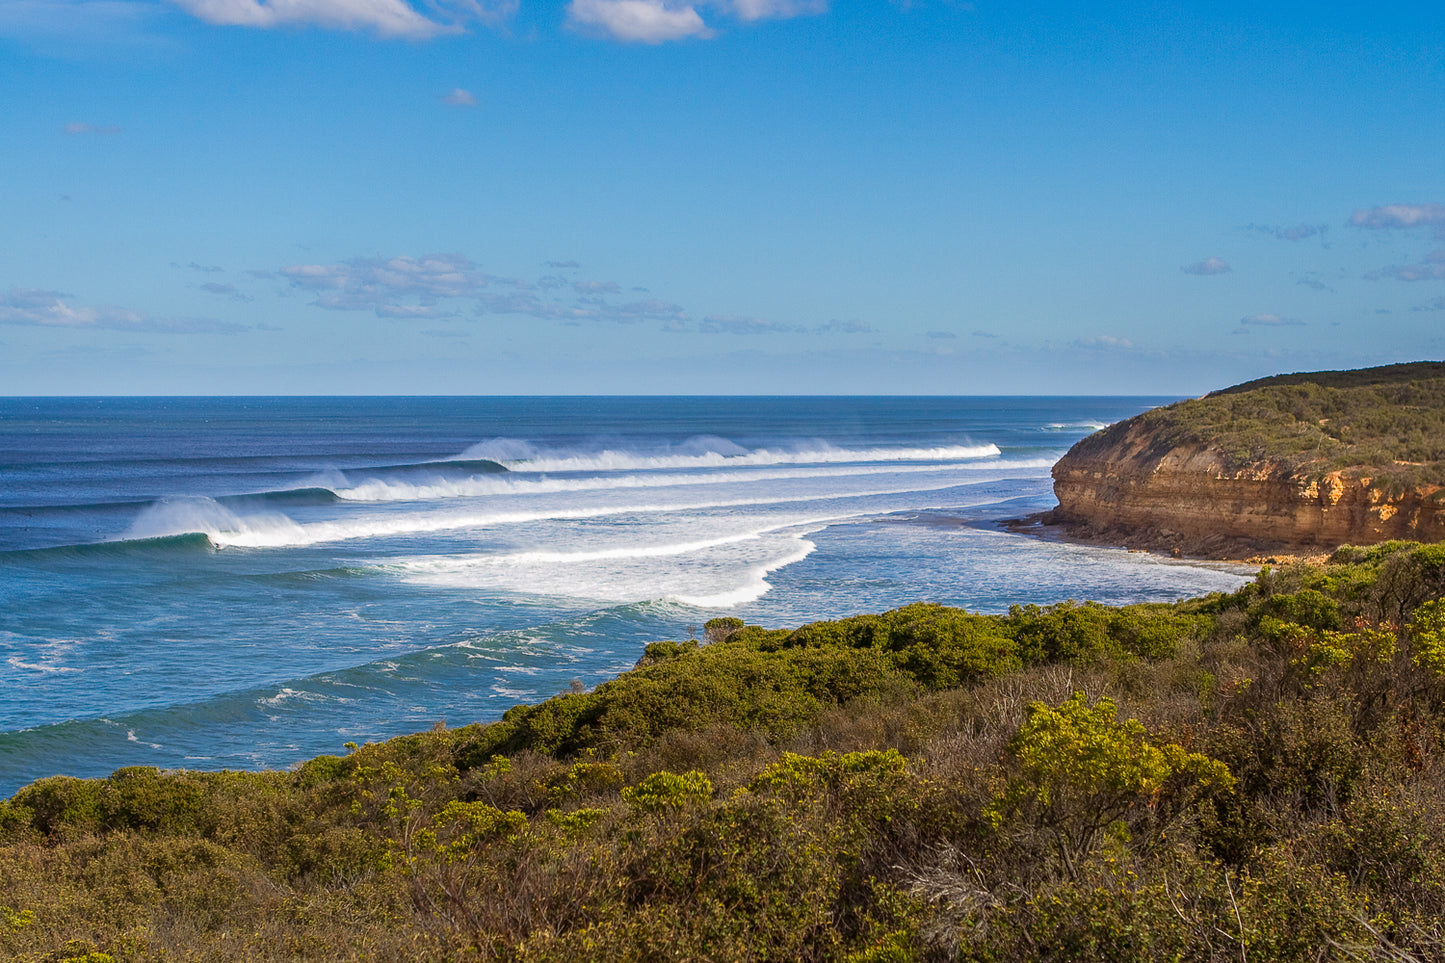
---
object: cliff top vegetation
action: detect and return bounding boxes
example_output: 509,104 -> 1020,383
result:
1069,360 -> 1445,485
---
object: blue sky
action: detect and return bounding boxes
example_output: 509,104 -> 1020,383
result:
2,1 -> 1443,394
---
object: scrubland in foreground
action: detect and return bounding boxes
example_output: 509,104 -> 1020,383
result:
4,542 -> 1445,962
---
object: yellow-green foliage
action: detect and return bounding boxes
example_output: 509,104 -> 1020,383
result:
749,749 -> 909,797
3,905 -> 35,931
987,693 -> 1233,872
1408,598 -> 1445,675
620,770 -> 713,811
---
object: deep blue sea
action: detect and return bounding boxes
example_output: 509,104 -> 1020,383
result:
0,397 -> 1252,796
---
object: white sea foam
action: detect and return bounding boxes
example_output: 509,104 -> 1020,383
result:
126,730 -> 164,750
456,437 -> 1000,473
6,657 -> 80,674
332,458 -> 1056,503
390,513 -> 840,607
259,687 -> 323,707
123,496 -> 306,545
668,537 -> 818,608
134,474 -> 1021,549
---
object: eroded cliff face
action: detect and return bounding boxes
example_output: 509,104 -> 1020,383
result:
1045,421 -> 1445,558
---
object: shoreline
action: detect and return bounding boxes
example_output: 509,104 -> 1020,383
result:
1000,510 -> 1328,568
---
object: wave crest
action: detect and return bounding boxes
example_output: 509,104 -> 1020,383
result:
457,436 -> 1001,473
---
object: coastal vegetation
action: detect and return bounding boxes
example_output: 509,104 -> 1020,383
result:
1070,360 -> 1445,485
5,542 -> 1445,960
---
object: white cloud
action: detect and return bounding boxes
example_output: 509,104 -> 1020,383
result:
169,0 -> 467,38
573,280 -> 621,294
1239,313 -> 1304,327
1348,203 -> 1445,230
0,286 -> 244,333
280,253 -> 488,315
1181,257 -> 1231,276
566,0 -> 710,43
441,88 -> 477,106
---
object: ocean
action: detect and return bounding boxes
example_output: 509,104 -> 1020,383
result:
0,396 -> 1252,796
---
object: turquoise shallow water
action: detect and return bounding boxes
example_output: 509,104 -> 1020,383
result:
0,396 -> 1252,795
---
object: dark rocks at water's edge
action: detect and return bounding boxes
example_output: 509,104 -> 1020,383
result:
1039,361 -> 1445,560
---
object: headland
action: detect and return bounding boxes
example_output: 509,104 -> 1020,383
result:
1041,361 -> 1445,559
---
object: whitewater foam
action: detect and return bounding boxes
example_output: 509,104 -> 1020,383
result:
124,496 -> 305,545
458,437 -> 1001,473
331,457 -> 1056,503
117,475 -> 1018,550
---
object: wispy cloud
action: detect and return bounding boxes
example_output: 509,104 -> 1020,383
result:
566,0 -> 710,42
721,0 -> 825,20
1240,313 -> 1304,327
0,0 -> 161,47
199,281 -> 254,302
1365,250 -> 1445,282
1071,335 -> 1134,350
1181,256 -> 1231,276
588,298 -> 689,324
169,0 -> 514,38
699,315 -> 805,334
441,87 -> 477,106
814,319 -> 871,334
1244,223 -> 1327,242
565,0 -> 824,42
1348,203 -> 1445,230
480,289 -> 688,325
0,286 -> 244,334
63,122 -> 122,135
1411,296 -> 1445,313
926,330 -> 957,339
573,280 -> 621,294
280,253 -> 488,316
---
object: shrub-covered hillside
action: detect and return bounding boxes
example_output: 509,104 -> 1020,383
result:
5,543 -> 1445,961
1070,360 -> 1445,484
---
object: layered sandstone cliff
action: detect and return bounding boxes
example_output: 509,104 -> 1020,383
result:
1043,363 -> 1445,558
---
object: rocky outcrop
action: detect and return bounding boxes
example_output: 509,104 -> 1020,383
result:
1045,419 -> 1445,559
